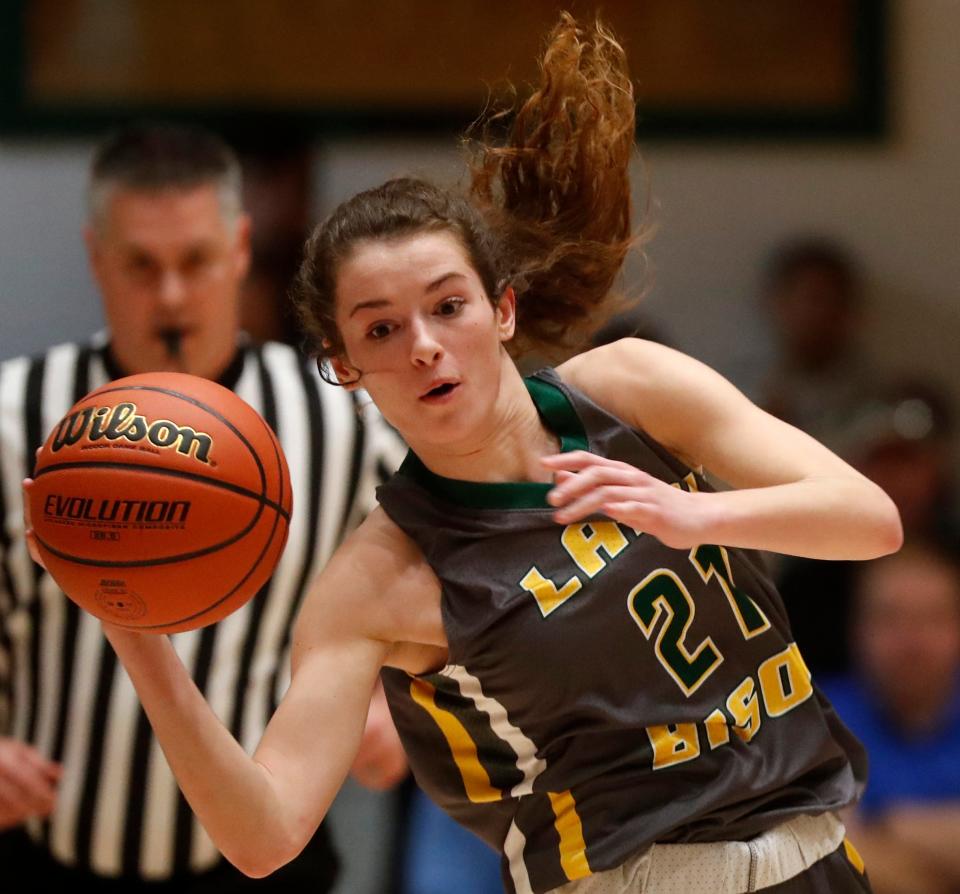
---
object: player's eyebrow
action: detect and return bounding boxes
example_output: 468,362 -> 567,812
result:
348,272 -> 468,317
349,299 -> 391,317
425,272 -> 467,292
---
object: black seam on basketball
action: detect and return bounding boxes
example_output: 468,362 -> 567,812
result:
113,507 -> 288,631
130,405 -> 294,630
33,461 -> 291,521
81,384 -> 269,500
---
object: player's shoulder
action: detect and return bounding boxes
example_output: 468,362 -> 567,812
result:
555,338 -> 667,422
353,505 -> 423,559
558,337 -> 685,389
341,509 -> 437,607
557,338 -> 739,428
307,506 -> 440,643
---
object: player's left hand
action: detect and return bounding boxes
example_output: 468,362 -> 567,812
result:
542,451 -> 709,549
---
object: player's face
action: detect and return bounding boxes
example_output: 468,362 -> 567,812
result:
332,230 -> 515,448
86,185 -> 251,379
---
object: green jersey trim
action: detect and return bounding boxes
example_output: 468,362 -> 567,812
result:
397,372 -> 589,509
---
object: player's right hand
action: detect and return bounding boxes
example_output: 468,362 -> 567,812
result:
21,480 -> 143,645
0,737 -> 62,830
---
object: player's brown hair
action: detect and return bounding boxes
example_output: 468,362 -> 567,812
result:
294,12 -> 641,373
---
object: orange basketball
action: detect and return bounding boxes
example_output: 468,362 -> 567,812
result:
29,372 -> 292,634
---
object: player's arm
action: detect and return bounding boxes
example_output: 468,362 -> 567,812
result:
102,509 -> 428,878
552,339 -> 902,559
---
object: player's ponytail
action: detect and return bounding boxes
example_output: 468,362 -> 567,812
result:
469,12 -> 642,358
294,13 -> 643,371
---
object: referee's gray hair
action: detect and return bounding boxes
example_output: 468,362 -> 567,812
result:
87,122 -> 243,230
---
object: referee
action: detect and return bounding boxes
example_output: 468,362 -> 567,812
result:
0,124 -> 406,890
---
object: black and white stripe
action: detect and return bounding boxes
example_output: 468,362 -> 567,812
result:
0,337 -> 403,879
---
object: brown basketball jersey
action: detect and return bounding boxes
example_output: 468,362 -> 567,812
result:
379,368 -> 865,894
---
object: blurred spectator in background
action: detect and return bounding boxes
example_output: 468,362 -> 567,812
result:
779,377 -> 960,676
822,543 -> 960,894
757,237 -> 875,454
234,131 -> 315,345
398,788 -> 502,894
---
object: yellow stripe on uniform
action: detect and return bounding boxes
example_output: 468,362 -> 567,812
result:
843,838 -> 866,874
548,790 -> 592,880
409,678 -> 501,803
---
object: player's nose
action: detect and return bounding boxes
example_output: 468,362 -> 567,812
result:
409,319 -> 444,367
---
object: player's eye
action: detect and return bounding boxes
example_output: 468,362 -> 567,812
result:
436,297 -> 464,317
367,322 -> 395,340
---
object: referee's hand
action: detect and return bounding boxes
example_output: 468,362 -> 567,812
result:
350,681 -> 408,791
0,737 -> 62,830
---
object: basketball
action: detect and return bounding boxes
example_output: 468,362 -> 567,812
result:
28,372 -> 292,634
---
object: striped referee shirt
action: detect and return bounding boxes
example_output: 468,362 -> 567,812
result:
0,335 -> 403,879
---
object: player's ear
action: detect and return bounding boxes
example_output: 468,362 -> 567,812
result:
496,286 -> 517,342
329,354 -> 362,390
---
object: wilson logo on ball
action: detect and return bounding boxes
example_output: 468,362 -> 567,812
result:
50,402 -> 213,464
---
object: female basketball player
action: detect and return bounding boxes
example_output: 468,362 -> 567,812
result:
26,14 -> 898,893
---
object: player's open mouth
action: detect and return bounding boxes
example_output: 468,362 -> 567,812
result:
420,382 -> 460,402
